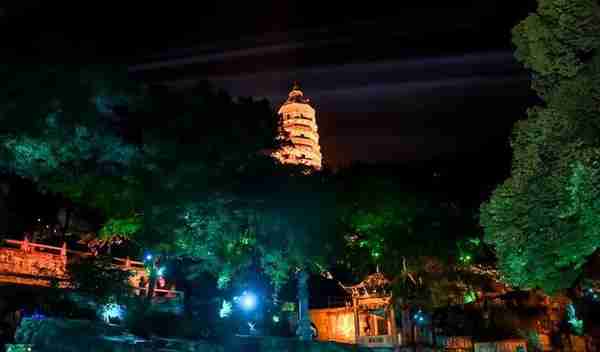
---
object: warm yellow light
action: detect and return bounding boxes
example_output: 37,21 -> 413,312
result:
272,84 -> 322,170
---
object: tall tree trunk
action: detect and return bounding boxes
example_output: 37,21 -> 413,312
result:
296,268 -> 313,340
178,260 -> 193,318
61,206 -> 72,236
0,182 -> 10,235
412,324 -> 417,352
147,273 -> 156,301
0,194 -> 7,235
400,305 -> 412,348
146,257 -> 159,300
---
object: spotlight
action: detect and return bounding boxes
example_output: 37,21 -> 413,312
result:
240,292 -> 257,311
157,267 -> 165,276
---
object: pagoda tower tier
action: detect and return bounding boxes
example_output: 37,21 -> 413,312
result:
273,83 -> 323,170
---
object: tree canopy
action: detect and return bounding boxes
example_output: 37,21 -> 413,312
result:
481,0 -> 600,294
0,65 -> 337,294
334,165 -> 485,306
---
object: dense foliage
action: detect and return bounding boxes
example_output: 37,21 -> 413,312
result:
0,65 -> 145,237
481,0 -> 600,293
67,255 -> 133,304
0,65 -> 336,297
335,165 -> 485,306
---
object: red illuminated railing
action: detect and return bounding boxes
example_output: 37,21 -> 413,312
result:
0,239 -> 183,299
4,239 -> 68,256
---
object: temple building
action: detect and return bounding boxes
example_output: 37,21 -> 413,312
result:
309,272 -> 399,348
272,83 -> 323,170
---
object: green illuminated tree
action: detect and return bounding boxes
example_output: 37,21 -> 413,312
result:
156,162 -> 337,291
67,255 -> 133,304
0,66 -> 338,306
0,65 -> 146,238
335,166 -> 481,304
481,0 -> 600,294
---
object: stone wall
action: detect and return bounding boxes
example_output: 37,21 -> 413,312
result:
474,339 -> 527,352
0,247 -> 66,286
14,318 -> 389,352
15,318 -> 224,352
226,336 -> 382,351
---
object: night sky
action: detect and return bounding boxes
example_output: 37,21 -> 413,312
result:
2,1 -> 538,198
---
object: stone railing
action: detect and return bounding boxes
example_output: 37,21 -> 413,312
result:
0,239 -> 183,300
436,336 -> 474,351
14,318 -> 364,352
0,239 -> 68,286
474,339 -> 527,352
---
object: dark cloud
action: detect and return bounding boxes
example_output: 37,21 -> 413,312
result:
174,51 -> 533,166
1,1 -> 536,170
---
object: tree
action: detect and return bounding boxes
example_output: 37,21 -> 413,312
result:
481,0 -> 600,294
0,65 -> 146,239
130,84 -> 338,305
335,165 -> 482,307
161,162 -> 338,287
0,65 -> 339,316
67,255 -> 133,304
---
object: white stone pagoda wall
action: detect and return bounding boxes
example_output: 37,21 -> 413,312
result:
273,87 -> 323,170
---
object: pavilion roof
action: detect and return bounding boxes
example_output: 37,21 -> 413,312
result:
341,272 -> 392,298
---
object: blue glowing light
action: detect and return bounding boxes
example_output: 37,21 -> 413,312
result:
145,253 -> 153,261
413,309 -> 427,325
101,303 -> 125,323
157,267 -> 165,276
584,288 -> 599,301
25,310 -> 46,320
239,291 -> 257,311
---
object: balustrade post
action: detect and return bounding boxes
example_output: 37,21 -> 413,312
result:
125,257 -> 131,268
61,242 -> 67,266
22,237 -> 29,252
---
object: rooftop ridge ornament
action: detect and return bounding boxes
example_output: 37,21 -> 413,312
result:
341,272 -> 391,298
284,82 -> 310,105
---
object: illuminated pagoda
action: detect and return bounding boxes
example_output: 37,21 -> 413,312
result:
272,83 -> 322,170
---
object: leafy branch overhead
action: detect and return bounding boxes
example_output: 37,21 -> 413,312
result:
481,0 -> 600,294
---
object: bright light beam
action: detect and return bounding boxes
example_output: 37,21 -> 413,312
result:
240,292 -> 257,311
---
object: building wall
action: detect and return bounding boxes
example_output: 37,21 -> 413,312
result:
310,308 -> 356,344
